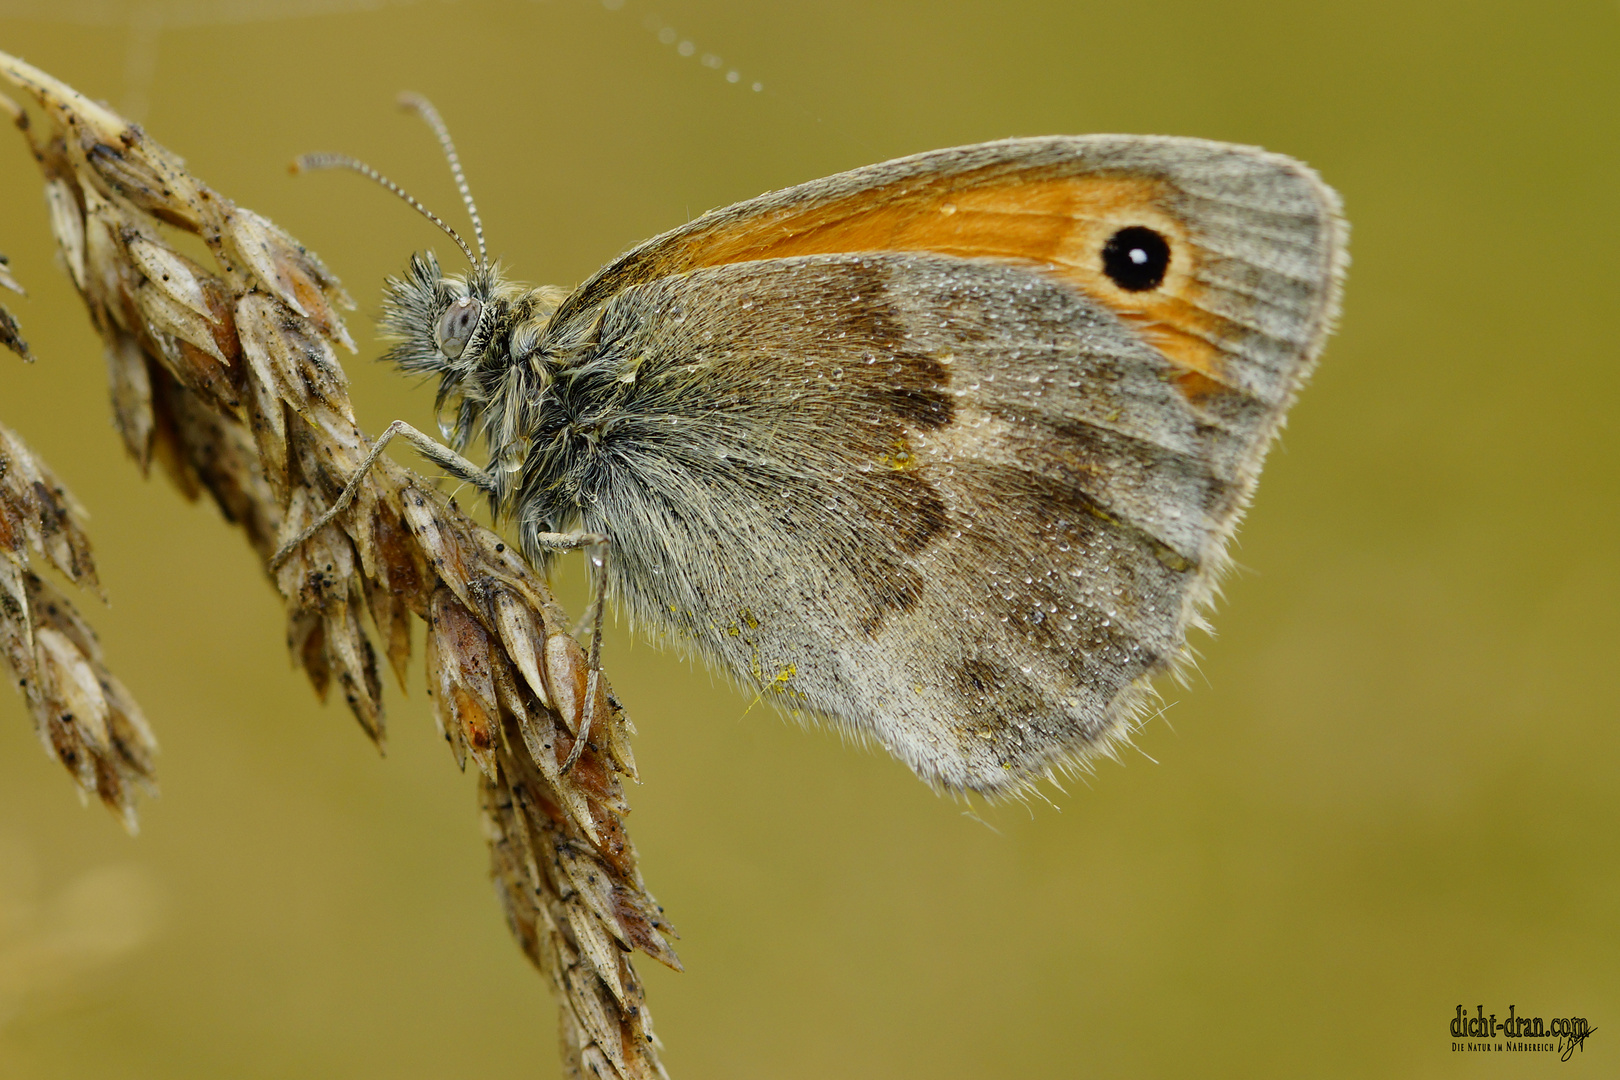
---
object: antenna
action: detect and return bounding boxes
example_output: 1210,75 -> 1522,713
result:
291,152 -> 479,270
396,92 -> 487,269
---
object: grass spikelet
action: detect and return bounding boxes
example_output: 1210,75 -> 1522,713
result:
0,419 -> 157,833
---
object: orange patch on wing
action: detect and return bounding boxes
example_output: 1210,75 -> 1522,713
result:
663,171 -> 1244,390
1171,368 -> 1227,404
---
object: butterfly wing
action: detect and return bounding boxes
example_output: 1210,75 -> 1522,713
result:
530,137 -> 1345,795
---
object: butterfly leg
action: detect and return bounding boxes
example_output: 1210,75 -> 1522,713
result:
268,419 -> 495,570
526,529 -> 611,774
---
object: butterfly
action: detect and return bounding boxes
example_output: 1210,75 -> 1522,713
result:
281,98 -> 1346,797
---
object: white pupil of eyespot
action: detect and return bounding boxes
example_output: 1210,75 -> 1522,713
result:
1129,248 -> 1149,265
436,298 -> 483,358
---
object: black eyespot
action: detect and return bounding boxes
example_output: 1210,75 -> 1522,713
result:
435,297 -> 484,359
1101,226 -> 1171,292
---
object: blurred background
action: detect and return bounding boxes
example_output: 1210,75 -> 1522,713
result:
0,1 -> 1614,1076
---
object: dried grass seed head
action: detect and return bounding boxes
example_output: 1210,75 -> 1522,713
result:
2,53 -> 673,1076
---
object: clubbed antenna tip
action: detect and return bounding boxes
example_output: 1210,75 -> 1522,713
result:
397,92 -> 488,270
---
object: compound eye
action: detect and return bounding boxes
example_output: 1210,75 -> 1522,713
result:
435,297 -> 484,359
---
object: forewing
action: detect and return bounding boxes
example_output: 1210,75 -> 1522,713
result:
538,138 -> 1344,794
555,136 -> 1344,404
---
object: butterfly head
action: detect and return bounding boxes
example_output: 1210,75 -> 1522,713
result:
378,250 -> 564,461
298,94 -> 566,484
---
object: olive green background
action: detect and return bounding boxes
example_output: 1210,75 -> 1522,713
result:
0,1 -> 1614,1076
